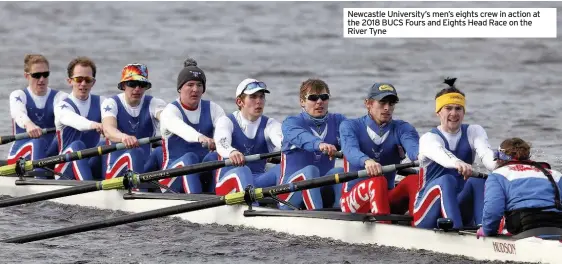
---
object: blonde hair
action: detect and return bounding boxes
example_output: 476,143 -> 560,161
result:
24,54 -> 49,73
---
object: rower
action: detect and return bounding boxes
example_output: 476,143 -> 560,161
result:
414,77 -> 497,229
478,138 -> 562,237
8,54 -> 68,177
53,57 -> 104,181
339,83 -> 420,216
214,78 -> 282,195
101,63 -> 166,179
158,58 -> 225,193
278,79 -> 346,210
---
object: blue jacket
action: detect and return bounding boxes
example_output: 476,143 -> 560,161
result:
482,163 -> 562,236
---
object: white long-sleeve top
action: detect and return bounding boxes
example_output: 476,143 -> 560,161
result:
10,87 -> 68,128
54,93 -> 105,132
419,124 -> 497,171
213,111 -> 283,158
159,99 -> 225,142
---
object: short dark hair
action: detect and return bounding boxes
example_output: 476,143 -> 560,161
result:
67,56 -> 97,78
435,77 -> 465,99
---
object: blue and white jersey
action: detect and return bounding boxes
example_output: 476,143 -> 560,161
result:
418,124 -> 496,194
159,98 -> 226,167
54,93 -> 103,151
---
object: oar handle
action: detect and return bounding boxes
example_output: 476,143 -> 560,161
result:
113,136 -> 162,151
356,161 -> 421,178
0,127 -> 56,145
226,151 -> 282,166
322,151 -> 343,159
471,171 -> 488,179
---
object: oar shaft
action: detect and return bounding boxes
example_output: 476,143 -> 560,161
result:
33,136 -> 161,168
0,128 -> 56,145
134,151 -> 281,184
2,197 -> 226,244
0,183 -> 99,208
260,162 -> 419,198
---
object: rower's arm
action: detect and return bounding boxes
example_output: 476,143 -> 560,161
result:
9,90 -> 32,129
468,124 -> 497,171
339,119 -> 371,167
281,116 -> 321,152
214,115 -> 236,157
264,117 -> 283,151
482,173 -> 506,236
210,101 -> 226,127
398,122 -> 420,161
149,97 -> 166,121
419,133 -> 460,168
160,104 -> 201,143
54,101 -> 93,131
101,98 -> 126,142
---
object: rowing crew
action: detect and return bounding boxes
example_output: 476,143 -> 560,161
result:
8,54 -> 562,236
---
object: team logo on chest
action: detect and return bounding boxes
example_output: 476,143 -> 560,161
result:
35,112 -> 45,122
243,143 -> 254,155
372,147 -> 383,160
129,120 -> 139,132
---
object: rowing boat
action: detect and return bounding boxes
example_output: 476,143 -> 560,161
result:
0,175 -> 560,263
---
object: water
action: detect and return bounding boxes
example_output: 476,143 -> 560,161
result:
0,1 -> 560,263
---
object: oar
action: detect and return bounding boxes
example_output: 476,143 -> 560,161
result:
0,151 -> 281,208
1,161 -> 418,243
0,128 -> 55,145
0,136 -> 162,176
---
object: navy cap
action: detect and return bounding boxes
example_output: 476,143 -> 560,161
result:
366,83 -> 399,101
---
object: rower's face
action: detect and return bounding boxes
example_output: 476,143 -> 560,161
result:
179,80 -> 204,106
67,65 -> 95,100
237,91 -> 265,119
123,82 -> 148,106
26,63 -> 49,96
301,88 -> 329,118
437,104 -> 465,132
366,96 -> 397,124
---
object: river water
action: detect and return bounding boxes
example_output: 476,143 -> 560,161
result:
0,1 -> 559,263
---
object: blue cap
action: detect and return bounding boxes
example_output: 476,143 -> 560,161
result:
366,83 -> 399,101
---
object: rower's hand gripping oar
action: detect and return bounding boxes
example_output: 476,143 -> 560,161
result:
0,136 -> 162,176
0,127 -> 55,145
1,160 -> 418,244
0,151 -> 281,209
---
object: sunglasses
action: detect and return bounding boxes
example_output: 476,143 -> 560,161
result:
124,80 -> 151,89
28,71 -> 50,79
243,82 -> 267,93
306,93 -> 330,101
71,76 -> 95,84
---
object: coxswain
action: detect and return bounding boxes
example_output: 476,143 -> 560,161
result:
478,137 -> 562,237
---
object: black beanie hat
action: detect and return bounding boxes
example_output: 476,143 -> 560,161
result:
177,58 -> 206,92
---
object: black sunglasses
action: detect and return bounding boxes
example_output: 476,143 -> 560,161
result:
306,93 -> 330,101
124,80 -> 151,89
28,71 -> 50,79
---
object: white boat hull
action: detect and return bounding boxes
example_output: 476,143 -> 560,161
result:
0,177 -> 559,263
